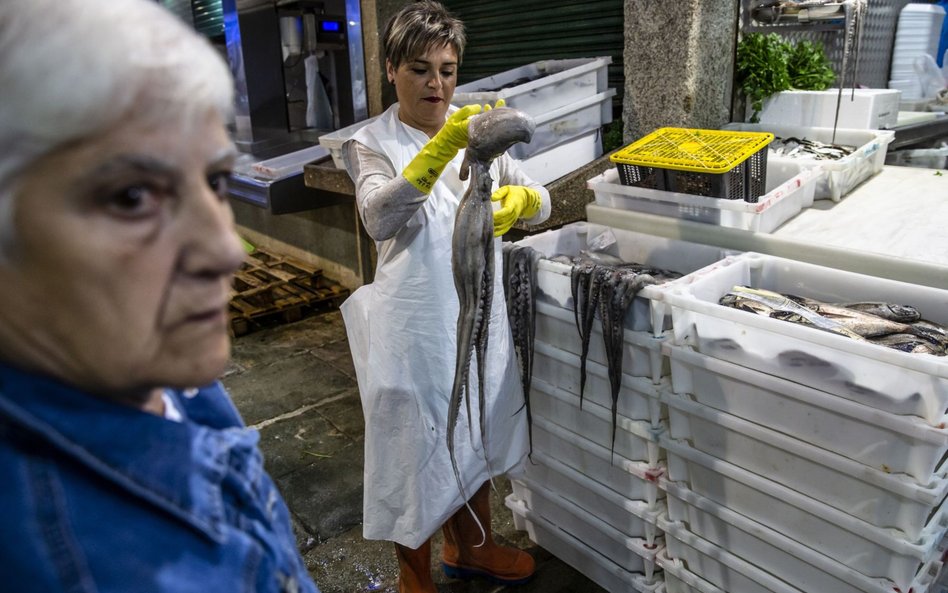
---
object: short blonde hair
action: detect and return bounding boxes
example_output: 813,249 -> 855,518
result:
0,0 -> 234,250
383,0 -> 466,71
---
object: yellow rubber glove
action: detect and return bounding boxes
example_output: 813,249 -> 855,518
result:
491,185 -> 542,237
402,103 -> 483,193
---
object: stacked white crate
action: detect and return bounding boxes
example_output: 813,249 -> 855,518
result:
654,252 -> 948,593
452,57 -> 615,184
504,222 -> 731,592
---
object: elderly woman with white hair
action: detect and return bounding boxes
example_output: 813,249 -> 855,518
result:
0,1 -> 320,591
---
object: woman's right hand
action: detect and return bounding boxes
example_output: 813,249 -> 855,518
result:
402,101 -> 503,193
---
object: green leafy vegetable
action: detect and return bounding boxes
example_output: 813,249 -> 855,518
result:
787,40 -> 836,91
737,33 -> 837,122
737,33 -> 792,123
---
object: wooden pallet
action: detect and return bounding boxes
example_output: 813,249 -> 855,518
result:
229,248 -> 349,337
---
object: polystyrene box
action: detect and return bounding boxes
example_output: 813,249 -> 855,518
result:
529,415 -> 664,505
663,482 -> 948,593
662,252 -> 948,423
510,479 -> 661,574
661,386 -> 948,539
452,57 -> 611,118
659,551 -> 732,593
659,520 -> 946,593
530,377 -> 664,465
519,452 -> 662,542
513,222 -> 731,337
505,89 -> 615,160
505,495 -> 664,593
534,299 -> 669,385
531,338 -> 666,424
316,117 -> 376,169
756,89 -> 901,130
514,128 -> 603,185
588,165 -> 819,233
664,344 -> 948,485
725,122 -> 895,201
661,439 -> 948,590
660,525 -> 806,593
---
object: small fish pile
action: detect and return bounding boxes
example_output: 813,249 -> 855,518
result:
569,255 -> 682,456
502,243 -> 542,458
770,136 -> 856,161
720,286 -> 948,356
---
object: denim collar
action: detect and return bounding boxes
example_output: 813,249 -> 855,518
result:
0,362 -> 257,543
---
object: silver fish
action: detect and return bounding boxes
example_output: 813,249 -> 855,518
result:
834,301 -> 921,323
449,107 -> 535,505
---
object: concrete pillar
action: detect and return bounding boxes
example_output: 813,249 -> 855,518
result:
623,0 -> 740,142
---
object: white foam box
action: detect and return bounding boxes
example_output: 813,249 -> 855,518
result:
661,439 -> 948,589
453,57 -> 611,118
514,222 -> 732,336
661,389 -> 948,539
505,495 -> 664,593
662,482 -> 948,593
520,451 -> 662,543
316,117 -> 376,169
724,122 -> 895,201
588,164 -> 820,234
531,377 -> 663,465
659,544 -> 803,593
532,335 -> 665,424
535,300 -> 669,385
509,479 -> 661,574
658,520 -> 946,593
503,88 -> 615,160
664,343 -> 948,487
662,252 -> 948,423
514,128 -> 603,185
529,415 -> 663,506
756,89 -> 901,130
660,550 -> 730,593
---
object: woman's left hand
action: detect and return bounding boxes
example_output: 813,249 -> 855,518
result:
490,185 -> 541,237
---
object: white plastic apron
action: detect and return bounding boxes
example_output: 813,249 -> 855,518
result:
341,104 -> 528,548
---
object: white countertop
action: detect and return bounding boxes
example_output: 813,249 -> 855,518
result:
775,165 -> 948,269
586,165 -> 948,290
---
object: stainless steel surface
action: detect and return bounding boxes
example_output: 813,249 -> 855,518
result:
229,169 -> 349,214
890,115 -> 948,149
345,0 -> 367,122
222,0 -> 367,154
741,0 -> 914,89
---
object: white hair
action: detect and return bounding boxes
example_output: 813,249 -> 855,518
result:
0,0 -> 234,252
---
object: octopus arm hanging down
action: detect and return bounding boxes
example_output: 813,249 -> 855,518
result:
503,243 -> 542,459
448,107 -> 536,509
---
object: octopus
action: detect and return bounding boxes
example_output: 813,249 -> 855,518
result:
569,259 -> 682,457
502,243 -> 542,459
448,107 -> 535,505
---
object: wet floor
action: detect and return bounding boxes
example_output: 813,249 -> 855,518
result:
221,310 -> 607,593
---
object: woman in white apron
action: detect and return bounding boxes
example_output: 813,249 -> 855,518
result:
339,2 -> 550,591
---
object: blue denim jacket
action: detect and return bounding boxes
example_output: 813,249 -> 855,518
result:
0,362 -> 320,593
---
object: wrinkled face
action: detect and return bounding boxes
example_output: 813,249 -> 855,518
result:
387,43 -> 459,137
0,108 -> 245,404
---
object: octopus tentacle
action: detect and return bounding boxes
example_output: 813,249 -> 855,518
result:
448,107 -> 535,525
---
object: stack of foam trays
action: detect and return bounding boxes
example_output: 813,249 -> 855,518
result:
506,222 -> 730,592
657,251 -> 948,593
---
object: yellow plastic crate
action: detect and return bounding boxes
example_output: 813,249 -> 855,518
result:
610,128 -> 774,201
